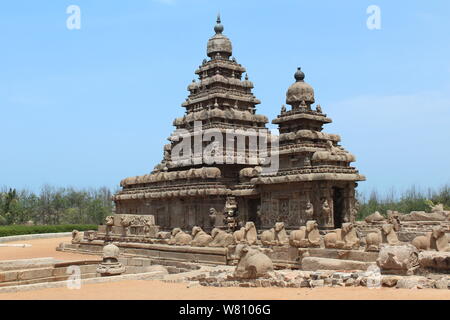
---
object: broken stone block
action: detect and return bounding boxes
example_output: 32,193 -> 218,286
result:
309,279 -> 324,288
302,257 -> 373,271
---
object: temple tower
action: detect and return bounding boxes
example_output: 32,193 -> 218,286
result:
252,68 -> 365,229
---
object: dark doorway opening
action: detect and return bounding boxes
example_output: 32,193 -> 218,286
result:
333,187 -> 344,228
248,198 -> 261,228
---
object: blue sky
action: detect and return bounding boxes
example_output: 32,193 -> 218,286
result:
0,0 -> 449,196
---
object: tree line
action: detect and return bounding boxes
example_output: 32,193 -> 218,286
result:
0,185 -> 114,226
356,184 -> 450,219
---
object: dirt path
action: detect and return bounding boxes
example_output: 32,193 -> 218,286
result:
0,237 -> 97,261
1,280 -> 449,300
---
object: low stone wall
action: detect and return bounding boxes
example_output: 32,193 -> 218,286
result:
59,240 -> 229,265
0,232 -> 72,243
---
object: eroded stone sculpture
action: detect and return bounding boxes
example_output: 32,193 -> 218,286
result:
412,226 -> 449,252
376,244 -> 420,275
289,220 -> 321,248
260,222 -> 288,246
209,228 -> 234,247
191,226 -> 213,247
233,244 -> 273,279
324,223 -> 360,250
233,221 -> 257,245
71,230 -> 83,244
168,228 -> 192,246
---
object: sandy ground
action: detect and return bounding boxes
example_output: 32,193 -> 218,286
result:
0,237 -> 97,261
0,237 -> 449,300
1,280 -> 449,300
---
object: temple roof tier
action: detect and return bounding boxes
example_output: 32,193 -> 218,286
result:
272,111 -> 331,125
173,109 -> 268,127
251,172 -> 365,185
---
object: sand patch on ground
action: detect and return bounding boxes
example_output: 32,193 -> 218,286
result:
0,237 -> 449,300
0,280 -> 449,300
0,237 -> 96,261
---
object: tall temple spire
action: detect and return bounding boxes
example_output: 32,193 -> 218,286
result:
207,14 -> 232,58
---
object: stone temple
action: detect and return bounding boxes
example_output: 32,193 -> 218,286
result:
113,16 -> 365,231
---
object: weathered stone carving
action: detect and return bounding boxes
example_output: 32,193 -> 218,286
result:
418,251 -> 450,272
324,223 -> 360,250
321,199 -> 331,225
96,243 -> 126,276
305,201 -> 314,220
381,223 -> 400,245
208,208 -> 217,228
120,216 -> 133,236
412,226 -> 449,252
168,228 -> 192,246
365,231 -> 381,252
365,223 -> 400,252
260,222 -> 288,246
209,228 -> 234,247
191,226 -> 213,247
376,244 -> 419,275
387,211 -> 401,232
105,216 -> 114,226
156,231 -> 171,239
233,244 -> 274,279
289,220 -> 321,248
71,230 -> 83,244
365,211 -> 386,223
233,221 -> 257,245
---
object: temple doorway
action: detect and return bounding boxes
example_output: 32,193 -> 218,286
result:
332,187 -> 344,228
247,198 -> 261,228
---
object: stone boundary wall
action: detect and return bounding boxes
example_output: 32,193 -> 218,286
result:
0,232 -> 72,243
0,270 -> 167,294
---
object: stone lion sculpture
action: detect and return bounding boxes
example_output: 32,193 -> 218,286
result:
233,244 -> 273,279
209,228 -> 234,248
324,223 -> 360,250
260,222 -> 288,246
289,220 -> 321,248
191,226 -> 213,247
233,221 -> 257,245
71,230 -> 83,244
105,216 -> 114,226
168,228 -> 192,246
412,226 -> 449,252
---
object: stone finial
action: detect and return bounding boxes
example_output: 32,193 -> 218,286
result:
294,67 -> 305,82
214,13 -> 224,34
96,243 -> 126,276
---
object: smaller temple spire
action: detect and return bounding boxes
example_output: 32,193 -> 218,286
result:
214,13 -> 224,34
